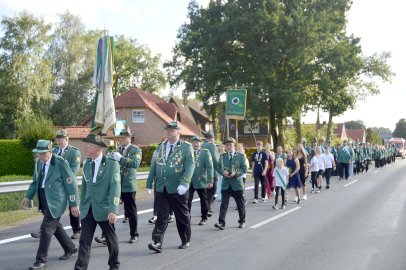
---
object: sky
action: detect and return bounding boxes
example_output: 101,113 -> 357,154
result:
0,0 -> 404,131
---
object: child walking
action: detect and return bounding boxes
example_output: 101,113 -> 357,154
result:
272,158 -> 289,209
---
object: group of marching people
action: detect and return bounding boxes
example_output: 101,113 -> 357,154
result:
242,137 -> 399,210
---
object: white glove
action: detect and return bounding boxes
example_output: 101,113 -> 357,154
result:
113,152 -> 122,162
177,185 -> 187,195
147,189 -> 152,194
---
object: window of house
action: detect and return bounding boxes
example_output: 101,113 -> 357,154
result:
244,122 -> 260,134
115,111 -> 119,120
132,110 -> 145,123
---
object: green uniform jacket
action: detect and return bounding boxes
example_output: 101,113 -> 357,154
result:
216,152 -> 247,191
53,145 -> 81,175
118,144 -> 142,192
191,148 -> 214,189
146,140 -> 195,193
26,154 -> 79,219
201,141 -> 220,172
337,146 -> 351,163
80,156 -> 121,222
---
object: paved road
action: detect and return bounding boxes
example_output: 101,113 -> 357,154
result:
1,159 -> 406,270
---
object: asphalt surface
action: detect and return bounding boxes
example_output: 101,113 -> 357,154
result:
1,159 -> 406,270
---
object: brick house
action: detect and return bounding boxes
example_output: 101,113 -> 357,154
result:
82,87 -> 210,145
346,129 -> 366,143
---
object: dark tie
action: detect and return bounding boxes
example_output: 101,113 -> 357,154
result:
57,148 -> 62,156
91,161 -> 95,180
39,164 -> 46,188
228,153 -> 232,161
168,144 -> 173,158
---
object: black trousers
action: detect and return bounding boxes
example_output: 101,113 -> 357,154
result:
253,175 -> 266,199
274,186 -> 285,206
218,187 -> 245,226
339,163 -> 349,179
121,192 -> 138,237
206,176 -> 217,211
187,185 -> 209,220
74,207 -> 119,270
69,206 -> 81,232
324,168 -> 333,185
152,188 -> 191,245
36,189 -> 75,263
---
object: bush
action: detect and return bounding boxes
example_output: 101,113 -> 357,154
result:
16,115 -> 54,149
0,175 -> 32,182
140,145 -> 157,166
0,140 -> 35,176
0,191 -> 35,212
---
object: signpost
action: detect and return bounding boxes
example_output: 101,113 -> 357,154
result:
225,87 -> 247,142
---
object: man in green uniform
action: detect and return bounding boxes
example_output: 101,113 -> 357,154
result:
21,140 -> 79,270
188,135 -> 213,225
146,121 -> 195,253
95,129 -> 142,245
337,140 -> 351,180
201,130 -> 219,216
301,138 -> 310,157
74,134 -> 121,270
30,130 -> 82,239
214,137 -> 248,230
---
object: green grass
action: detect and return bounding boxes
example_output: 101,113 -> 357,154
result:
137,166 -> 150,172
0,208 -> 42,229
0,175 -> 32,182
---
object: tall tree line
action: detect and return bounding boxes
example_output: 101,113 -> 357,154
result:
0,11 -> 166,138
165,0 -> 394,147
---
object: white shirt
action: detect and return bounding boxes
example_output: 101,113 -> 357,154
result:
57,146 -> 67,155
310,156 -> 319,172
165,140 -> 178,159
317,154 -> 325,171
272,166 -> 289,188
92,153 -> 103,184
323,153 -> 335,169
41,156 -> 52,188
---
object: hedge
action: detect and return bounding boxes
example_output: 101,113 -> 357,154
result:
0,140 -> 35,177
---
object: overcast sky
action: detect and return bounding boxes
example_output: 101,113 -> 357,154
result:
0,0 -> 404,130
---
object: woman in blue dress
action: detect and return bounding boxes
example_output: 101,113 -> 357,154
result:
286,149 -> 302,204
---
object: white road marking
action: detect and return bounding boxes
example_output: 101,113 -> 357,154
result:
250,207 -> 301,229
372,170 -> 379,174
344,179 -> 358,187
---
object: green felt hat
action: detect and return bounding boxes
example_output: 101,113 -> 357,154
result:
81,134 -> 107,148
191,135 -> 201,142
165,121 -> 180,130
55,129 -> 68,138
32,140 -> 52,153
224,137 -> 236,144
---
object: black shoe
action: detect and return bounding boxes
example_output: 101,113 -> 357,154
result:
214,223 -> 225,230
123,217 -> 128,223
297,198 -> 301,204
94,236 -> 107,245
238,222 -> 246,228
129,236 -> 139,244
148,216 -> 157,224
198,219 -> 207,225
326,185 -> 330,189
179,242 -> 191,249
31,231 -> 41,239
148,242 -> 162,253
71,231 -> 80,239
29,262 -> 46,270
168,215 -> 175,223
208,210 -> 213,217
59,247 -> 78,260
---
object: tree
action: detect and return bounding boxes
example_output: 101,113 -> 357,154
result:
371,127 -> 392,141
392,119 -> 406,139
0,12 -> 53,138
366,128 -> 381,145
47,12 -> 99,126
166,0 -> 346,147
113,35 -> 166,96
345,120 -> 366,130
